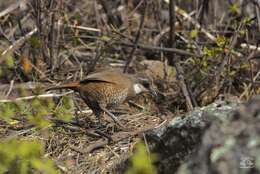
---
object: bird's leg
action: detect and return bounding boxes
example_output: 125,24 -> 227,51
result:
93,110 -> 106,129
99,105 -> 125,128
73,100 -> 83,125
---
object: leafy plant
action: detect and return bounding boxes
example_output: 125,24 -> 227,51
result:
0,95 -> 73,173
126,142 -> 157,174
0,139 -> 58,174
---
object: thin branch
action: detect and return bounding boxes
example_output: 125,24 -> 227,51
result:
0,91 -> 73,103
169,4 -> 245,57
168,0 -> 194,111
5,80 -> 14,98
66,24 -> 101,33
123,0 -> 147,73
0,2 -> 20,18
118,42 -> 202,58
0,28 -> 38,62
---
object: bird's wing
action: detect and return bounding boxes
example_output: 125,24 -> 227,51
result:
80,71 -> 119,84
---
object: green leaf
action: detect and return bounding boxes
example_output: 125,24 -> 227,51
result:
29,36 -> 41,48
126,142 -> 157,174
216,35 -> 228,47
53,97 -> 73,122
100,35 -> 111,42
229,3 -> 239,14
0,139 -> 58,174
5,54 -> 15,68
190,29 -> 198,38
0,103 -> 18,122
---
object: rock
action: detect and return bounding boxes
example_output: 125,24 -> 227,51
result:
145,97 -> 260,174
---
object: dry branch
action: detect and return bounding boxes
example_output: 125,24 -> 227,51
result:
0,28 -> 37,62
0,91 -> 73,103
0,1 -> 21,18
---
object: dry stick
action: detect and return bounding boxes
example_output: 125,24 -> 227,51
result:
72,124 -> 159,154
216,23 -> 242,93
256,1 -> 260,31
0,2 -> 20,18
241,43 -> 260,52
123,0 -> 147,73
0,91 -> 73,103
181,4 -> 256,53
86,43 -> 105,74
5,80 -> 14,98
55,28 -> 202,58
119,42 -> 202,58
112,28 -> 134,42
1,30 -> 55,85
0,28 -> 38,63
172,5 -> 247,56
49,12 -> 56,73
0,82 -> 41,91
66,24 -> 101,33
170,4 -> 259,100
32,0 -> 50,67
170,3 -> 260,101
49,0 -> 62,73
168,0 -> 194,111
239,70 -> 260,99
98,0 -> 119,27
249,59 -> 256,94
100,106 -> 126,129
247,49 -> 259,94
128,0 -> 145,17
239,49 -> 260,98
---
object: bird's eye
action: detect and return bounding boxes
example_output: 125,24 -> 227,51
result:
142,81 -> 150,88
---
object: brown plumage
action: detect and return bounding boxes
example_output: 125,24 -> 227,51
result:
46,70 -> 151,126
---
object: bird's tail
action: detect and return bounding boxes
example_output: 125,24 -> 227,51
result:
45,81 -> 80,91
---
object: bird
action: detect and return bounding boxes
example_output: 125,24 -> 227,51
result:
46,70 -> 156,127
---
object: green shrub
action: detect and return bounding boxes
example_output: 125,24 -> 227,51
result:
126,142 -> 157,174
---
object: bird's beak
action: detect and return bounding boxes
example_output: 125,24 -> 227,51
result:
148,86 -> 158,98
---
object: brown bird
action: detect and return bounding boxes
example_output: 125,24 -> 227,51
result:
46,70 -> 156,127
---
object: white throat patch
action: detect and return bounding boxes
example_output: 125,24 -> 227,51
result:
133,84 -> 143,94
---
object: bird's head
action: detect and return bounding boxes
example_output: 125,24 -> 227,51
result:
132,76 -> 157,98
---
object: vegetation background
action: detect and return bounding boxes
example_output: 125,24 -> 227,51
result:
0,0 -> 259,173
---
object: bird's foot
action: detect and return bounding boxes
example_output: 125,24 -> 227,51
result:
99,106 -> 126,129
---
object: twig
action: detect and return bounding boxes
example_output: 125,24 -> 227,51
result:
94,130 -> 113,142
0,28 -> 38,63
128,0 -> 145,17
174,5 -> 216,42
168,0 -> 194,111
128,100 -> 145,110
66,24 -> 101,33
163,2 -> 245,57
239,70 -> 260,99
5,80 -> 14,98
5,127 -> 36,140
255,1 -> 260,31
241,43 -> 260,52
216,22 -> 243,95
123,0 -> 147,73
143,133 -> 152,160
100,106 -> 126,129
0,91 -> 73,103
0,82 -> 44,91
118,42 -> 202,57
49,12 -> 56,73
98,0 -> 119,27
83,124 -> 158,154
0,2 -> 20,18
